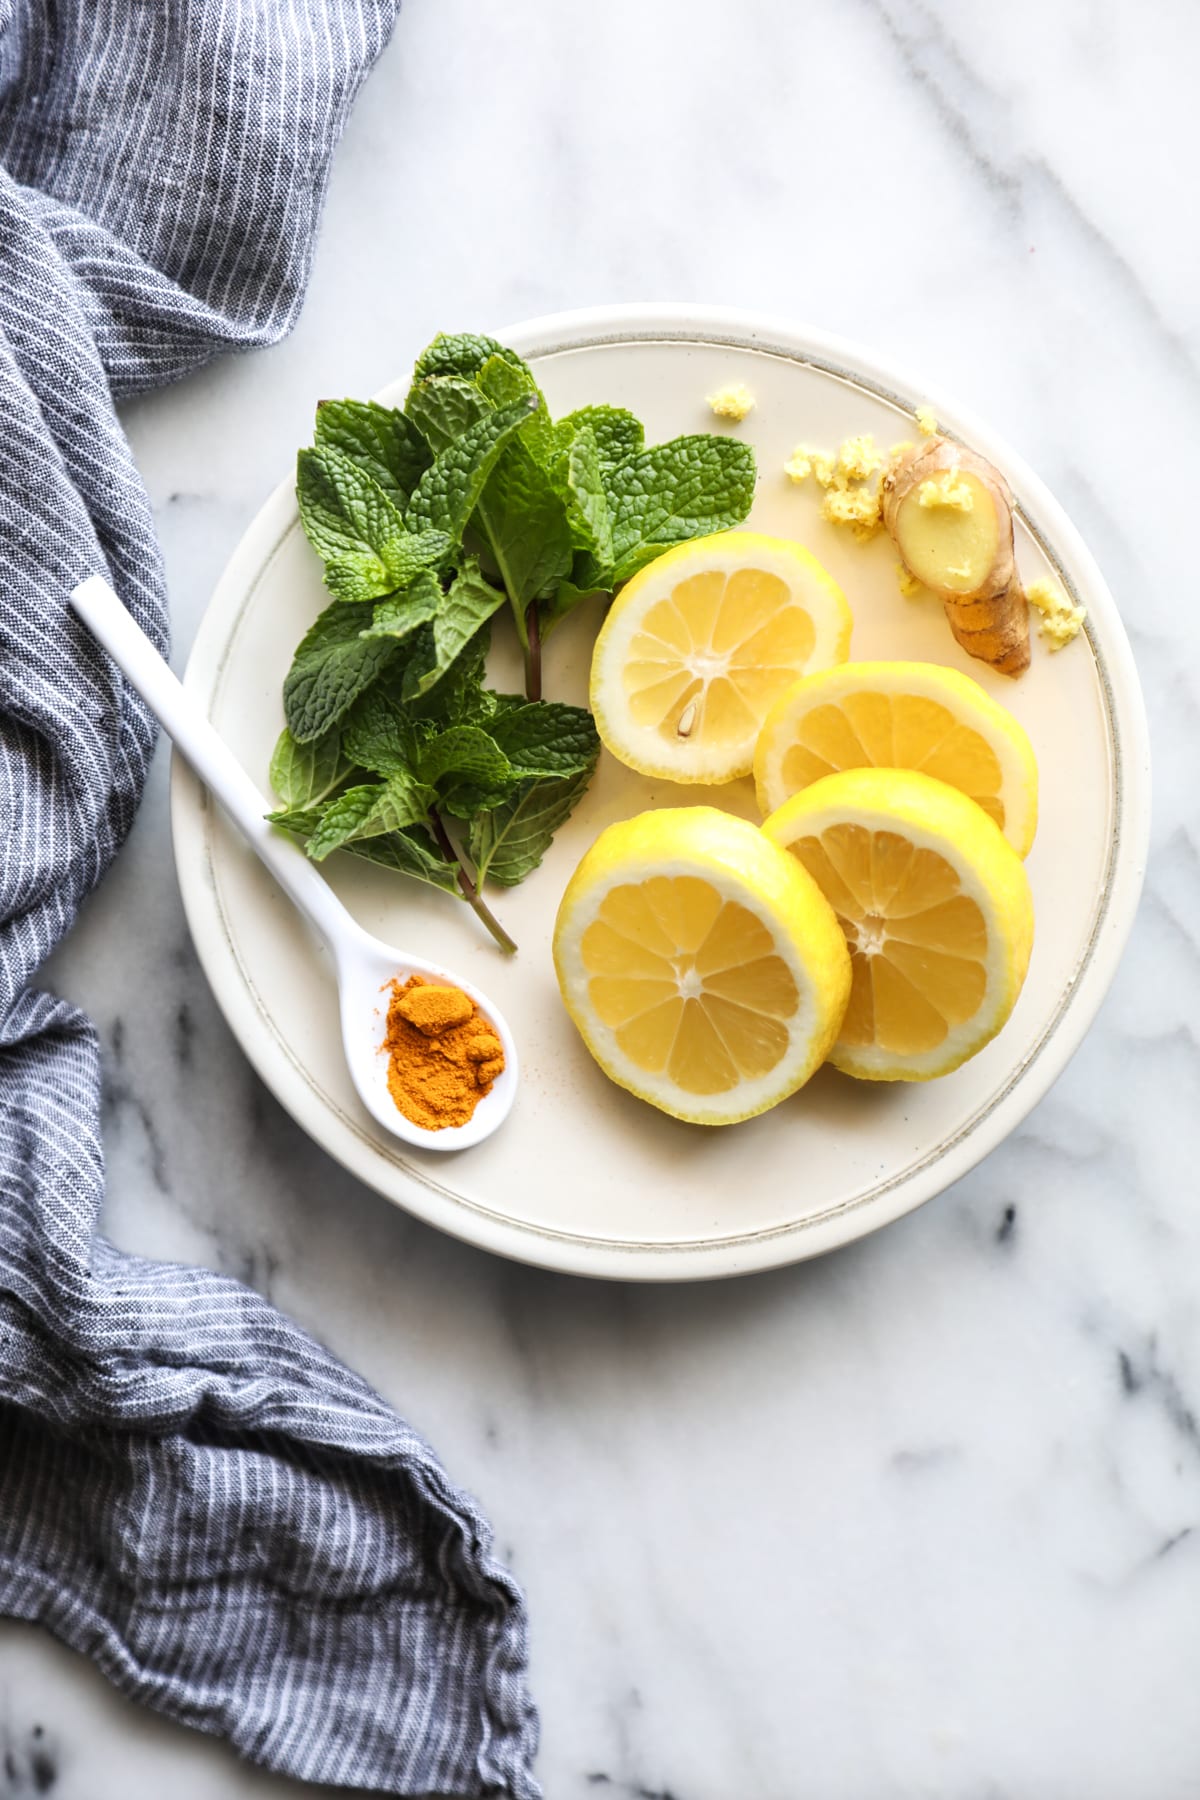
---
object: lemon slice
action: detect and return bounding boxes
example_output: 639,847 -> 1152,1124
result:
755,660 -> 1038,857
553,807 -> 851,1124
763,768 -> 1034,1081
590,532 -> 852,784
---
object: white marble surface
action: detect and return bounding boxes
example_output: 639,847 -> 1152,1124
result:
4,0 -> 1199,1794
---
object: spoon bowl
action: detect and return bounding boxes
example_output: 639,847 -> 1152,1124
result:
70,575 -> 518,1153
334,924 -> 518,1151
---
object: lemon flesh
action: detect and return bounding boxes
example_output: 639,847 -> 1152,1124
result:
553,807 -> 851,1124
755,660 -> 1038,858
591,533 -> 852,784
763,768 -> 1034,1082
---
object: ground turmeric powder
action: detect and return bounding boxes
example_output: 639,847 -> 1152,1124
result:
382,975 -> 505,1131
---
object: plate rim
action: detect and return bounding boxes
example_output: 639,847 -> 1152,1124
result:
170,303 -> 1152,1281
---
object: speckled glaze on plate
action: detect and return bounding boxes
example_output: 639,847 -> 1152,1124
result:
170,306 -> 1150,1281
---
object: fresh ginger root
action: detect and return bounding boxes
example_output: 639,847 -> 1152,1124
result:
880,437 -> 1030,677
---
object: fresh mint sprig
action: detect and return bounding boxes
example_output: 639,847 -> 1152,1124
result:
269,328 -> 756,949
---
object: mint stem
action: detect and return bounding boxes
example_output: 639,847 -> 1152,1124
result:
430,810 -> 517,955
523,601 -> 542,702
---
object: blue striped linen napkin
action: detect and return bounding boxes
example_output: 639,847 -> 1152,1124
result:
0,4 -> 539,1794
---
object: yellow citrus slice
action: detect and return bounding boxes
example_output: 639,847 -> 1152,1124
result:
590,532 -> 852,784
762,768 -> 1034,1081
755,660 -> 1038,857
553,807 -> 851,1124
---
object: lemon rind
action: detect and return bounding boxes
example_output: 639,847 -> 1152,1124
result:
762,768 -> 1034,1083
553,807 -> 852,1124
591,533 -> 853,786
754,660 -> 1039,858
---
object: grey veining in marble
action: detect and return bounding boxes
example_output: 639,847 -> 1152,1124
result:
4,0 -> 1200,1795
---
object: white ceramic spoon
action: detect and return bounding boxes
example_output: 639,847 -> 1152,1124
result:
70,575 -> 518,1153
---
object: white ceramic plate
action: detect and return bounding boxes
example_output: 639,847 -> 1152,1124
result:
171,306 -> 1150,1281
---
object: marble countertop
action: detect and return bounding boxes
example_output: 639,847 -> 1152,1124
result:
4,0 -> 1198,1795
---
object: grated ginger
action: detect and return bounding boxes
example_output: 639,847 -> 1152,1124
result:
896,562 -> 929,599
785,444 -> 837,487
707,382 -> 755,423
917,471 -> 975,511
836,433 -> 884,482
1026,577 -> 1086,649
786,432 -> 888,536
915,406 -> 938,437
821,483 -> 882,539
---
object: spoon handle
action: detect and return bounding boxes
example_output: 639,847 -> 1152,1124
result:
70,575 -> 358,958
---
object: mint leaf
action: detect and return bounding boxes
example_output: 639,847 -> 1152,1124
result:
557,424 -> 613,564
297,447 -> 449,601
265,804 -> 326,837
474,365 -> 608,592
381,530 -> 452,584
341,683 -> 423,777
418,724 -> 511,789
474,438 -> 574,614
283,602 -> 398,742
560,405 -> 644,480
469,766 -> 595,887
269,725 -> 355,809
417,724 -> 516,819
319,554 -> 398,604
476,353 -> 559,465
401,559 -> 507,699
607,436 -> 756,584
474,354 -> 538,407
297,446 -> 406,564
325,531 -> 449,604
405,623 -> 494,725
360,569 -> 443,642
405,375 -> 489,452
405,396 -> 538,540
314,400 -> 431,507
343,825 -> 460,893
488,701 -> 599,777
306,774 -> 434,862
411,333 -> 516,386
